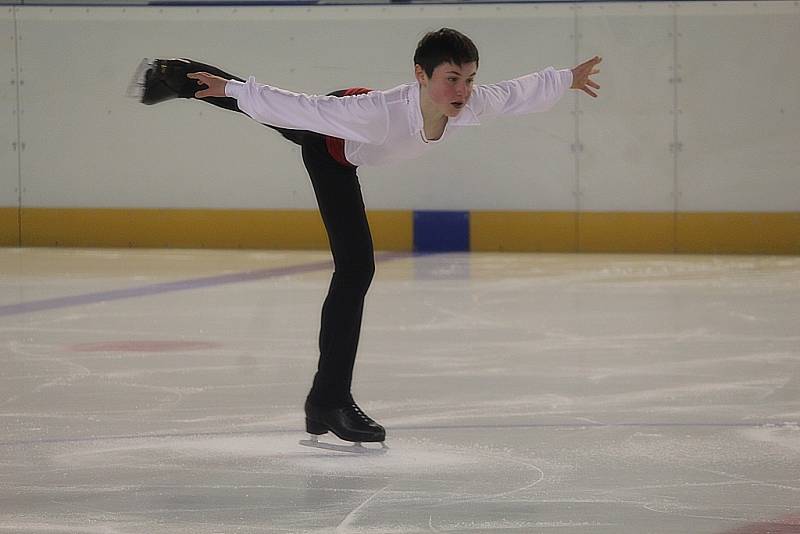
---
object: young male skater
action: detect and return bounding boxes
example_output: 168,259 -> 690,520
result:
138,28 -> 601,448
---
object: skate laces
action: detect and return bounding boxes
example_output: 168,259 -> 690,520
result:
350,403 -> 372,423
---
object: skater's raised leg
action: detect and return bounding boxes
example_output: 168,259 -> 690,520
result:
139,58 -> 244,107
138,58 -> 307,145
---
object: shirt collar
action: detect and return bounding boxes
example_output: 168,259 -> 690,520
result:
407,82 -> 480,136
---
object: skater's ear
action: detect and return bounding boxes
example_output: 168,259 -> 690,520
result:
414,64 -> 428,87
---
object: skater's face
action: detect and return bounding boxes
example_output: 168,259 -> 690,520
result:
415,61 -> 477,118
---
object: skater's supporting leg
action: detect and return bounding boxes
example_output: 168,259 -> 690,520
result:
299,133 -> 385,443
299,135 -> 374,409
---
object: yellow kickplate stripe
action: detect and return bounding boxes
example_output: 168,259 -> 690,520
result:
368,210 -> 414,252
471,211 -> 800,254
579,212 -> 675,253
11,208 -> 799,255
20,208 -> 413,251
0,207 -> 20,246
677,212 -> 800,254
470,211 -> 577,252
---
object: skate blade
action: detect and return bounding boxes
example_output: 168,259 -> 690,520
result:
125,58 -> 151,100
299,436 -> 388,455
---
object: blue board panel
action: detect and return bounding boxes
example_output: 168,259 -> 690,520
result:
413,210 -> 470,252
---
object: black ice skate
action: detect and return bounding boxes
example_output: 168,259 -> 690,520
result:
129,58 -> 199,105
300,400 -> 388,454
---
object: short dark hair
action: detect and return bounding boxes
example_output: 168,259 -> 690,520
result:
413,28 -> 479,78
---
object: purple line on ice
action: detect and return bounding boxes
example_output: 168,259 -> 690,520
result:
0,252 -> 412,317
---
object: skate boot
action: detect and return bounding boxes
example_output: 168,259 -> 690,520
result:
135,58 -> 199,105
300,399 -> 388,454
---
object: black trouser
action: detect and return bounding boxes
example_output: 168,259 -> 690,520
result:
186,62 -> 374,408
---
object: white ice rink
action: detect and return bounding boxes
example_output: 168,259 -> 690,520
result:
1,248 -> 798,533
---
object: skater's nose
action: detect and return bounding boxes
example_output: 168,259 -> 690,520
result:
454,81 -> 470,99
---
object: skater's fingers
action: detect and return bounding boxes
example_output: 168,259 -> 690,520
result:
187,72 -> 213,86
187,72 -> 227,98
579,56 -> 601,69
582,86 -> 598,98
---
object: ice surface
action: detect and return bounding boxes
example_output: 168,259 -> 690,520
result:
0,249 -> 798,533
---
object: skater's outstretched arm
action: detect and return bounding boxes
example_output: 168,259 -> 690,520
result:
469,56 -> 601,118
187,72 -> 389,145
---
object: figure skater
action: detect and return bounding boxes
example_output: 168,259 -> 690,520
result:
136,27 -> 601,449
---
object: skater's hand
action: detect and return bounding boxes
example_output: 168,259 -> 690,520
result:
570,56 -> 602,98
187,72 -> 227,99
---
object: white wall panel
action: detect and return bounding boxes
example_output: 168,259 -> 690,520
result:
10,2 -> 800,213
578,2 -> 676,211
16,6 -> 329,210
15,4 -> 576,210
0,7 -> 19,208
677,1 -> 800,212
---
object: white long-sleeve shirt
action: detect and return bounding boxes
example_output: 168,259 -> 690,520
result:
224,67 -> 573,167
